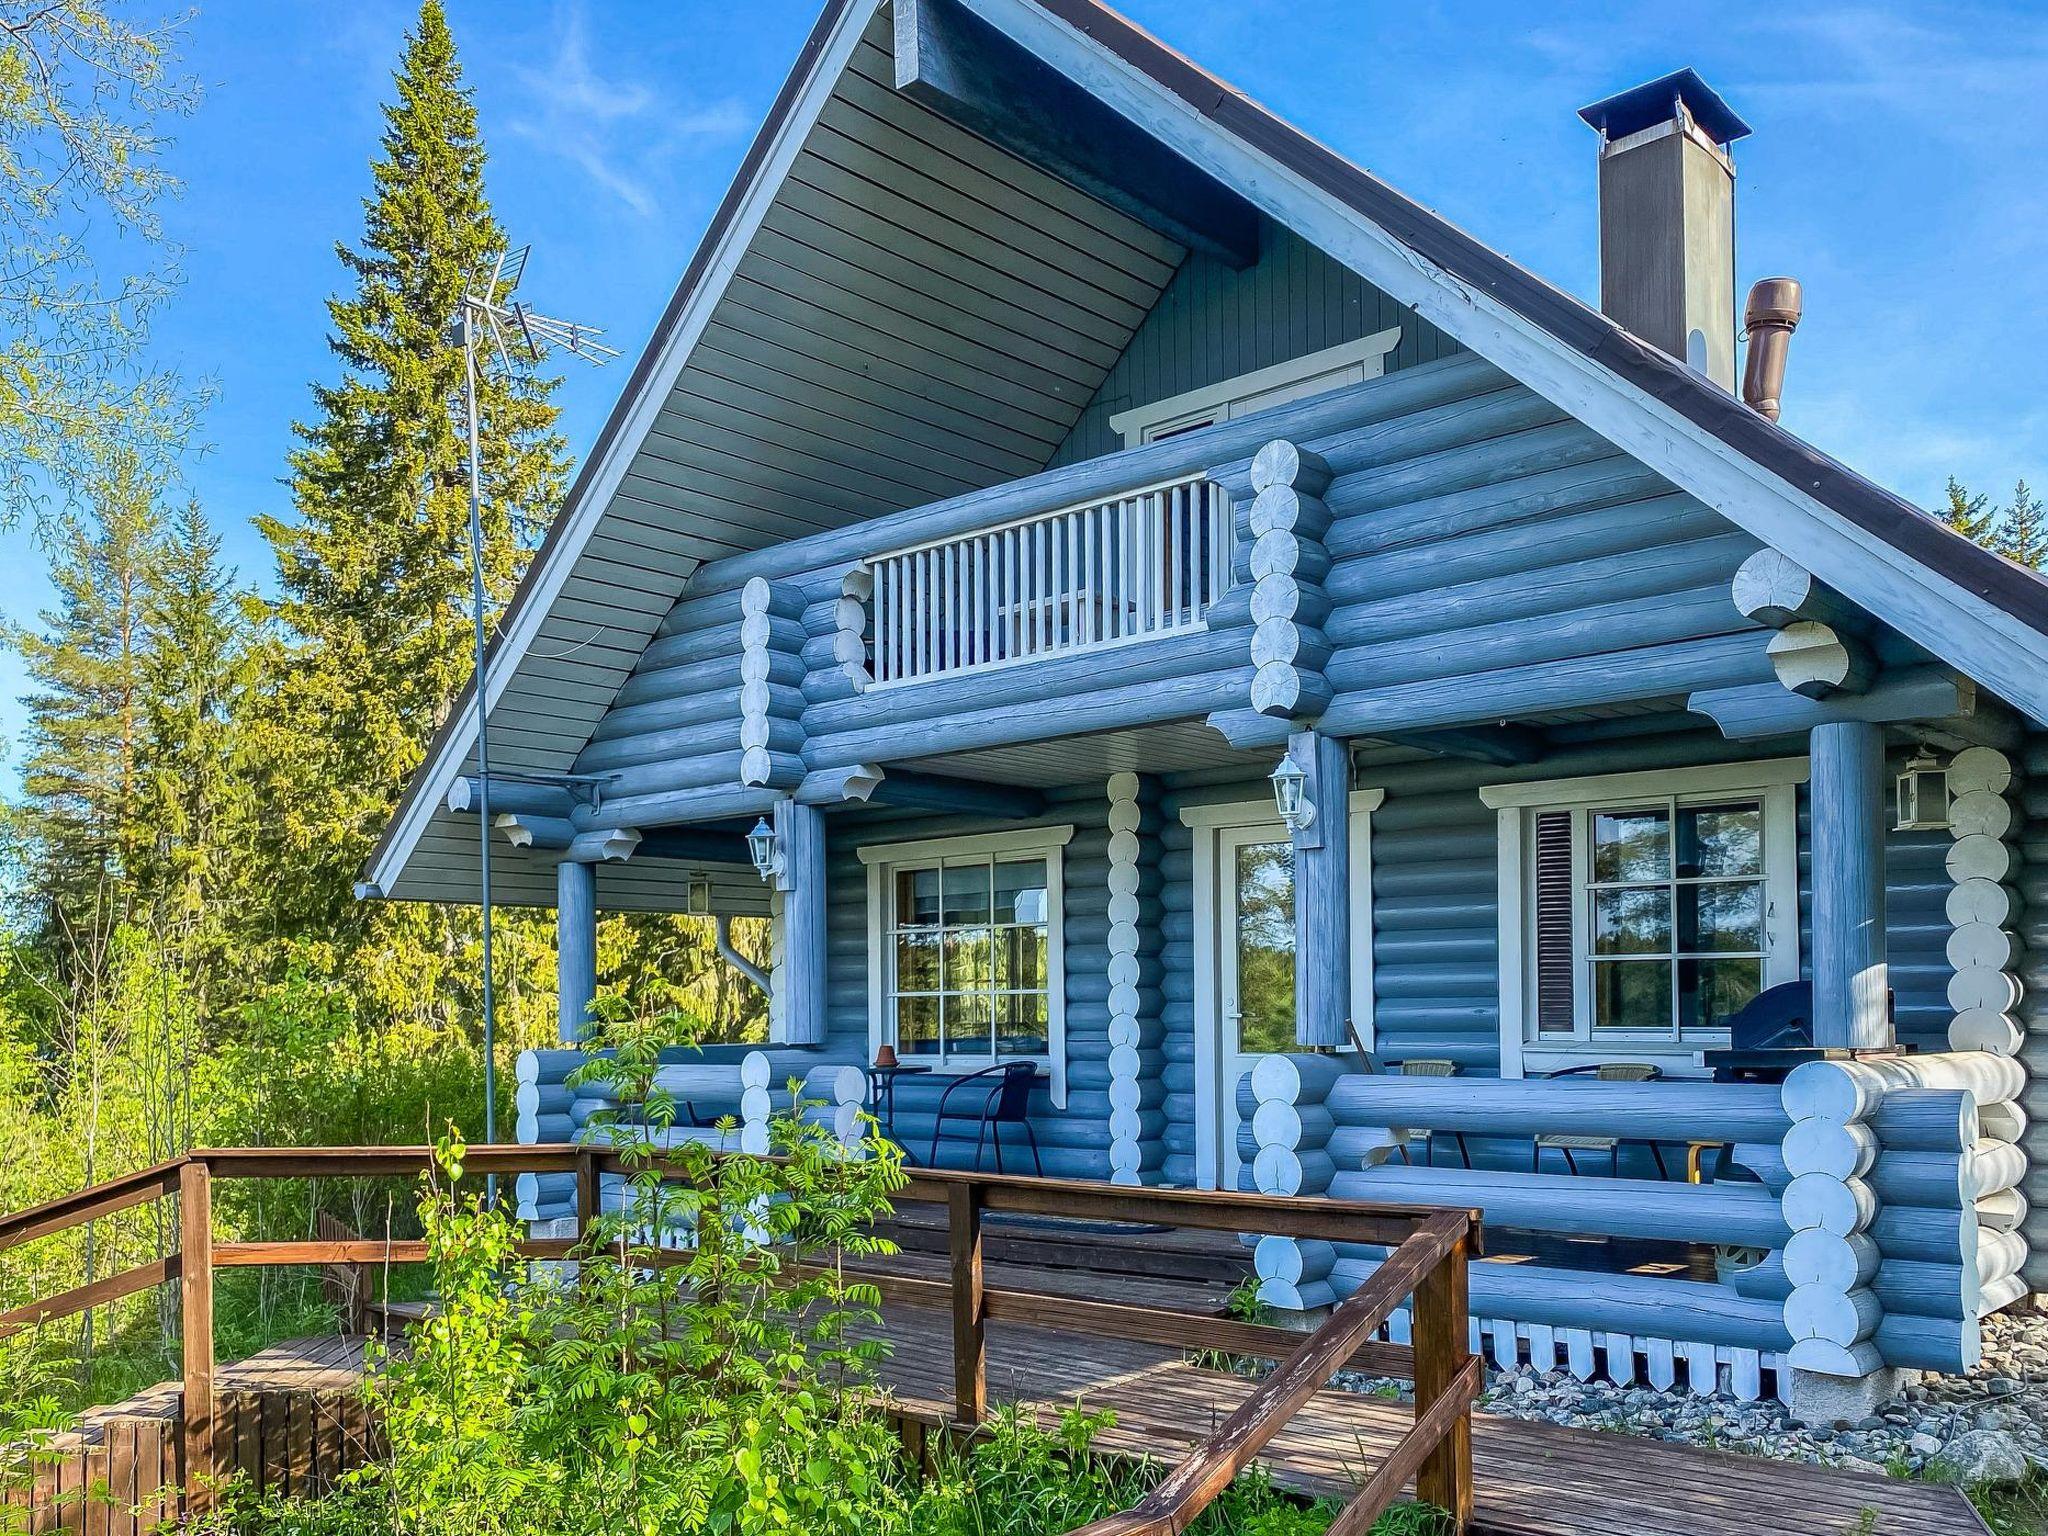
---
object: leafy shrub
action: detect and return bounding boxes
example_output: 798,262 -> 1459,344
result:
192,1014 -> 1436,1536
349,1007 -> 914,1536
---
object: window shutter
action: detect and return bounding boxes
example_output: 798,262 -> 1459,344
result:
1533,811 -> 1576,1033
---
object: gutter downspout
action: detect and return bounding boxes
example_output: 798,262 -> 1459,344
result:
716,913 -> 771,995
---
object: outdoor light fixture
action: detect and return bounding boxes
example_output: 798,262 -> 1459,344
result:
746,817 -> 780,883
1270,754 -> 1314,834
1895,752 -> 1952,832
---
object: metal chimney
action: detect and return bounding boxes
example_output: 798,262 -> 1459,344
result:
1579,69 -> 1752,389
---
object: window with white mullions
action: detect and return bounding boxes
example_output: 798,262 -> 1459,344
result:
887,854 -> 1052,1066
1582,798 -> 1770,1037
1485,760 -> 1804,1071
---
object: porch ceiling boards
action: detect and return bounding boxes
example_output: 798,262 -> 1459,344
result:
376,8 -> 1191,905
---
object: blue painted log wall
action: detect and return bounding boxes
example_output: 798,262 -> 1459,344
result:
1158,723 -> 1964,1106
819,785 -> 1140,1177
1049,219 -> 1456,467
2019,732 -> 2048,1285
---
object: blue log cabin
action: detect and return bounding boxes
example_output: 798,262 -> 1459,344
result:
362,0 -> 2048,1424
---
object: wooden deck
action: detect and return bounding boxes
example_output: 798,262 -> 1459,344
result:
4,1160 -> 1984,1536
100,1317 -> 1982,1536
860,1301 -> 1987,1536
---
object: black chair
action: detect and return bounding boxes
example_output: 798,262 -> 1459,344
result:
1533,1062 -> 1666,1177
679,1100 -> 717,1129
930,1062 -> 1044,1175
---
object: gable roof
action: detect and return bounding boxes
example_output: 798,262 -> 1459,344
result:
366,0 -> 2048,901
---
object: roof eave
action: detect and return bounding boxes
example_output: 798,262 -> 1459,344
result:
363,0 -> 878,896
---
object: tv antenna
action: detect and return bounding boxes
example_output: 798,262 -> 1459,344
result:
454,245 -> 618,1180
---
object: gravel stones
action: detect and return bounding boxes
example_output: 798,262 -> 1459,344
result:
1329,1309 -> 2048,1481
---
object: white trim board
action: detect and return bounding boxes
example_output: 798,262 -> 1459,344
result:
1108,330 -> 1401,446
1479,757 -> 1809,809
974,0 -> 2048,726
855,824 -> 1078,865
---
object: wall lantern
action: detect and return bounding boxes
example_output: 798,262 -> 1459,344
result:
1270,754 -> 1315,835
746,816 -> 780,883
1895,752 -> 1951,832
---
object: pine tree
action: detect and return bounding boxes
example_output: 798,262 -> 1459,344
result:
1935,477 -> 1996,544
1998,480 -> 2045,570
251,0 -> 567,945
4,455 -> 162,941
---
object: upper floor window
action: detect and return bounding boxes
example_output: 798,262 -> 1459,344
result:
1107,329 -> 1402,447
1482,761 -> 1805,1075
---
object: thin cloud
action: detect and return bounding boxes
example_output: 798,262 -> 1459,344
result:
1733,5 -> 2048,131
509,5 -> 748,218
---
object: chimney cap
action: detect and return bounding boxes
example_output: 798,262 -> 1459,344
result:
1579,69 -> 1752,146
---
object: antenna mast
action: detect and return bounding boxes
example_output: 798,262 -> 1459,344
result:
454,247 -> 618,1185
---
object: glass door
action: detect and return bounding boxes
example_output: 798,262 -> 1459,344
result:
1216,826 -> 1296,1189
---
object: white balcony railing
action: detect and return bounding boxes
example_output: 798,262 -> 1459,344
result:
868,473 -> 1233,688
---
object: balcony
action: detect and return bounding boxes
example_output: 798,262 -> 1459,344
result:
866,471 -> 1233,688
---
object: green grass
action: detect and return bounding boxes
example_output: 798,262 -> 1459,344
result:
195,1402 -> 1454,1536
1970,1476 -> 2048,1536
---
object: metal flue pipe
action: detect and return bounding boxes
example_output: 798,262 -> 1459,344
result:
1741,276 -> 1802,422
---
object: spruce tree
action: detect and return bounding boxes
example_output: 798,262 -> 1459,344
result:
136,499 -> 248,962
1997,480 -> 2044,570
1935,477 -> 1996,545
252,0 -> 566,943
4,455 -> 161,941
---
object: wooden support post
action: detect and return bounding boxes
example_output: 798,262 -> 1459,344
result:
1412,1225 -> 1474,1529
1290,730 -> 1350,1049
556,859 -> 597,1044
1811,720 -> 1890,1050
776,798 -> 827,1045
949,1181 -> 986,1426
179,1159 -> 214,1514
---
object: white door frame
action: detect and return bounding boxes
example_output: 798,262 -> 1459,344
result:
1184,788 -> 1380,1190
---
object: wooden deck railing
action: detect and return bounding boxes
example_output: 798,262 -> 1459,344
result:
0,1148 -> 1481,1530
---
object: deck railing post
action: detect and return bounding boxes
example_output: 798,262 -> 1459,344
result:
178,1158 -> 215,1514
949,1180 -> 986,1426
1412,1219 -> 1474,1529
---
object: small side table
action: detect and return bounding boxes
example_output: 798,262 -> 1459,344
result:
864,1063 -> 932,1160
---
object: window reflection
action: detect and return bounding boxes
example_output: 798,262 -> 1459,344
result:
889,853 -> 1052,1068
1586,796 -> 1767,1034
1235,841 -> 1296,1057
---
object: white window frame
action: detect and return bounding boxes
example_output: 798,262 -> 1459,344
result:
860,826 -> 1074,1107
1108,330 -> 1403,447
1483,759 -> 1807,1079
1180,788 -> 1381,1189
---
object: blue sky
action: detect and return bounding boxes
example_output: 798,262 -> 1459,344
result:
1,0 -> 2043,752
